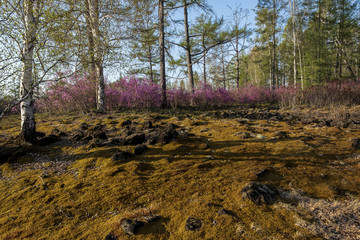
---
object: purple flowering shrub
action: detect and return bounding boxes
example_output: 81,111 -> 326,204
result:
191,82 -> 233,107
37,73 -> 96,113
274,81 -> 360,107
36,72 -> 360,113
229,85 -> 274,105
167,88 -> 192,108
106,76 -> 161,110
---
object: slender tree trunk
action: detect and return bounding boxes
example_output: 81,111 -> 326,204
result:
20,0 -> 38,143
148,46 -> 154,82
159,0 -> 167,108
86,0 -> 105,112
272,0 -> 277,89
85,3 -> 96,89
289,0 -> 297,86
298,41 -> 304,89
202,36 -> 207,85
183,0 -> 194,93
235,34 -> 240,89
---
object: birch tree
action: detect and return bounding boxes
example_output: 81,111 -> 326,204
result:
85,0 -> 106,112
0,0 -> 74,143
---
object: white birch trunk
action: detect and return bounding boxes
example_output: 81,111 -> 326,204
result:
87,0 -> 105,112
20,0 -> 37,143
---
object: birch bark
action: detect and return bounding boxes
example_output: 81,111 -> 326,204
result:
20,0 -> 39,143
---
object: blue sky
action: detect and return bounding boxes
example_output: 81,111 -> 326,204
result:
207,0 -> 257,25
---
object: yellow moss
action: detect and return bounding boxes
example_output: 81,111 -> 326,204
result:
1,108 -> 360,239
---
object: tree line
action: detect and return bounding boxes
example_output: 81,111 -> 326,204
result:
0,0 -> 359,143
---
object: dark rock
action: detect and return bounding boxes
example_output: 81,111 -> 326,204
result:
241,182 -> 279,205
146,133 -> 159,145
302,136 -> 314,141
72,131 -> 85,141
36,134 -> 60,146
235,132 -> 251,139
218,208 -> 232,216
185,217 -> 202,231
0,150 -> 11,164
217,208 -> 239,219
51,128 -> 67,137
144,215 -> 161,223
105,233 -> 118,240
90,125 -> 107,139
36,132 -> 46,138
134,145 -> 148,155
274,131 -> 288,139
200,128 -> 209,133
158,123 -> 179,144
125,133 -> 146,145
238,119 -> 249,124
80,122 -> 89,130
108,137 -> 124,146
88,139 -> 106,148
95,132 -> 107,140
142,120 -> 153,129
352,138 -> 360,150
121,120 -> 132,127
111,151 -> 134,162
120,219 -> 144,235
255,168 -> 271,179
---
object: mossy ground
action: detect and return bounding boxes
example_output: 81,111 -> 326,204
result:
1,107 -> 360,239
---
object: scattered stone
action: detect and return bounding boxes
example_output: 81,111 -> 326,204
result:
241,182 -> 279,205
36,132 -> 46,138
351,138 -> 360,150
218,208 -> 237,218
134,145 -> 148,155
92,131 -> 107,140
108,137 -> 124,146
72,131 -> 85,141
274,131 -> 288,139
238,119 -> 249,124
120,219 -> 144,235
121,120 -> 132,127
255,168 -> 271,179
143,214 -> 161,223
235,132 -> 251,139
185,217 -> 202,231
200,128 -> 209,133
0,150 -> 11,164
36,134 -> 60,146
111,151 -> 134,163
158,123 -> 179,144
80,122 -> 89,130
142,120 -> 153,129
104,232 -> 118,240
255,134 -> 266,140
301,136 -> 314,141
51,128 -> 67,137
88,138 -> 106,148
125,133 -> 146,145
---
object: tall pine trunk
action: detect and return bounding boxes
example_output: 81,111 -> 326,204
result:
183,0 -> 194,93
20,0 -> 38,143
159,0 -> 167,108
271,0 -> 277,89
